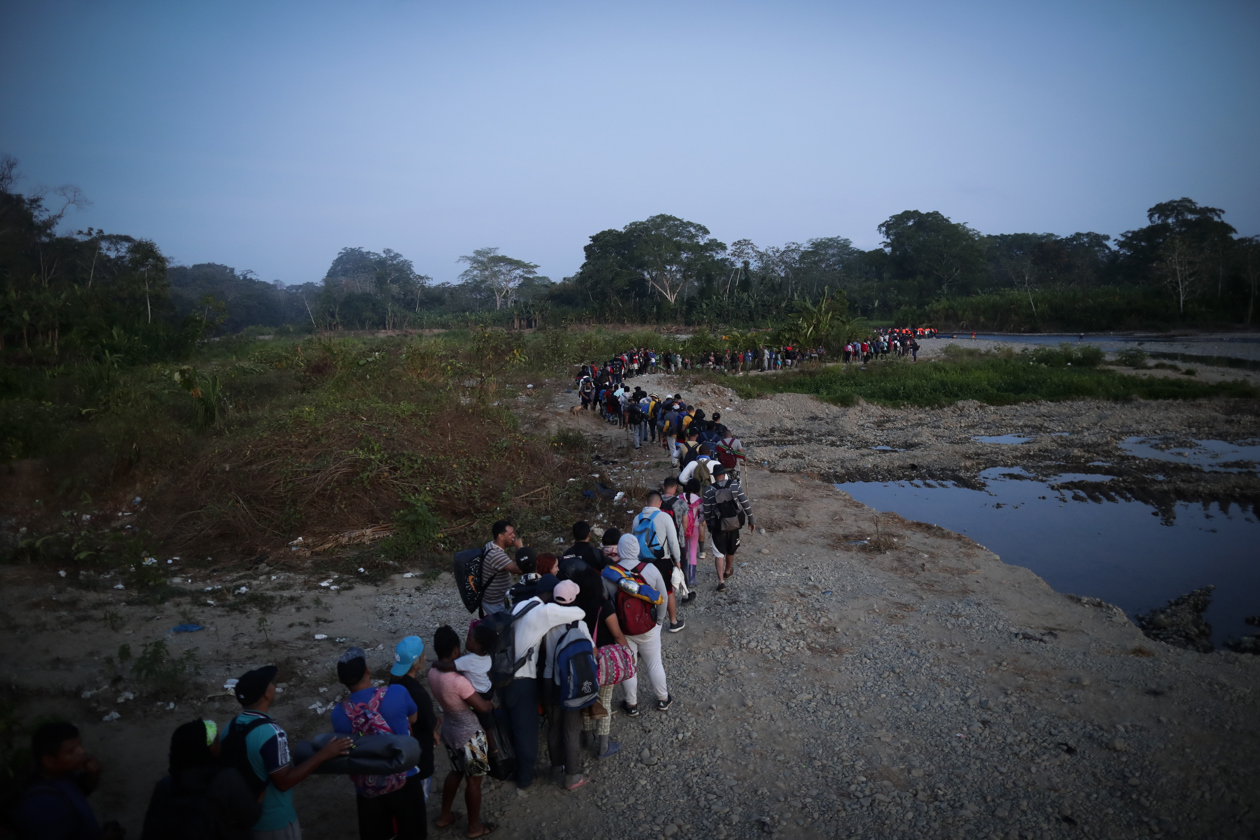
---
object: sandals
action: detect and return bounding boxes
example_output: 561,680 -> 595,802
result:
565,774 -> 591,791
467,824 -> 498,839
436,813 -> 464,829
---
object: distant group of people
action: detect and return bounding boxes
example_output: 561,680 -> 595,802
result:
578,344 -> 823,388
842,327 -> 937,364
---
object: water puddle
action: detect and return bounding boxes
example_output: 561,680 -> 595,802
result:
972,434 -> 1033,444
1118,437 -> 1260,473
837,468 -> 1259,647
871,445 -> 903,452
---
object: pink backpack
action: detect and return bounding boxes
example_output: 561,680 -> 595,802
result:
341,687 -> 407,798
684,495 -> 703,540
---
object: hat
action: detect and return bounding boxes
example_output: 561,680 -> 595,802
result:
336,646 -> 368,687
711,463 -> 728,476
617,533 -> 640,562
554,580 -> 580,604
390,636 -> 424,677
235,665 -> 278,706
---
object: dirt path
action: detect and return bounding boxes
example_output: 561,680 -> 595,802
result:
2,373 -> 1258,839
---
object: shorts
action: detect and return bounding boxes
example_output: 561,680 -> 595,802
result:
651,557 -> 674,593
444,730 -> 490,777
712,530 -> 740,558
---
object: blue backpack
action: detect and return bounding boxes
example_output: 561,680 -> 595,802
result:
632,510 -> 664,560
553,622 -> 599,709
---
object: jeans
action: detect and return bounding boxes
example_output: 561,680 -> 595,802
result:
502,677 -> 539,788
621,624 -> 668,705
355,773 -> 427,839
546,702 -> 583,776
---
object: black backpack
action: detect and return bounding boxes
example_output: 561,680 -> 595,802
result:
219,716 -> 274,799
143,775 -> 228,840
454,547 -> 490,613
484,600 -> 541,690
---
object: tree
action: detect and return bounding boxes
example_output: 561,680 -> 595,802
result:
877,210 -> 985,298
124,240 -> 170,325
622,215 -> 727,307
458,247 -> 540,311
1116,198 -> 1236,313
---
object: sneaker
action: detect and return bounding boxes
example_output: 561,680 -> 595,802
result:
682,591 -> 698,604
717,581 -> 727,592
656,694 -> 673,712
621,700 -> 639,718
668,619 -> 686,633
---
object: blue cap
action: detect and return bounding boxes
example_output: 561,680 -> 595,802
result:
390,636 -> 425,677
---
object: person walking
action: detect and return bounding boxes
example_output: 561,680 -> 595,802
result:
702,464 -> 755,592
631,491 -> 687,630
387,636 -> 439,828
479,520 -> 530,615
615,534 -> 672,714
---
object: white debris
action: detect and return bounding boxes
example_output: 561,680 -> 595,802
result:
289,536 -> 305,545
402,572 -> 415,578
166,702 -> 175,710
319,580 -> 332,587
224,679 -> 239,691
102,711 -> 121,722
58,570 -> 66,578
358,568 -> 365,574
329,585 -> 340,591
236,586 -> 248,595
113,584 -> 125,590
116,692 -> 134,703
613,491 -> 625,502
206,600 -> 215,605
314,634 -> 328,640
553,537 -> 565,544
133,496 -> 142,505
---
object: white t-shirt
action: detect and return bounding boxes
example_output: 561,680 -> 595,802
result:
454,652 -> 491,694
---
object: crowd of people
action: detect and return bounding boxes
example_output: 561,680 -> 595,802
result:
7,390 -> 759,840
841,327 -> 937,364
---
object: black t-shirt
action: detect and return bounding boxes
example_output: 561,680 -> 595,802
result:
584,595 -> 620,648
389,673 -> 438,779
562,542 -> 604,573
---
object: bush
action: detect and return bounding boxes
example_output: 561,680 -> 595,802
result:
1116,347 -> 1150,368
382,495 -> 443,560
1025,344 -> 1103,368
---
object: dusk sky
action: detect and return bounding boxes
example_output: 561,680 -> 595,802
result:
2,0 -> 1257,286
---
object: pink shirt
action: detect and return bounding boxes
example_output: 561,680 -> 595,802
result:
428,667 -> 480,747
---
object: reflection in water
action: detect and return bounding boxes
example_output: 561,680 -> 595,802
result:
837,468 -> 1259,648
1118,437 -> 1260,473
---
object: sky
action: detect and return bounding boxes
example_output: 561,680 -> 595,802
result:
2,0 -> 1258,286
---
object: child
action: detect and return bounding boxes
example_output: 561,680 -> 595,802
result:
455,622 -> 495,699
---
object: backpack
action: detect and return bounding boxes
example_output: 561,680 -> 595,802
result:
684,495 -> 703,540
716,438 -> 740,470
658,495 -> 679,533
453,547 -> 489,613
142,774 -> 230,840
614,563 -> 658,636
713,482 -> 745,532
219,716 -> 275,799
626,403 -> 643,424
694,459 -> 713,491
341,687 -> 408,798
553,622 -> 599,710
679,441 -> 700,469
485,600 -> 541,689
631,510 -> 664,561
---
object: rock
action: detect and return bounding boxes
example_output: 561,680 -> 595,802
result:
1135,586 -> 1215,652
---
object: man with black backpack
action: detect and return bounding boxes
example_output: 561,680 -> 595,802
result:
221,666 -> 351,840
479,521 -> 531,615
702,464 -> 755,593
494,578 -> 585,792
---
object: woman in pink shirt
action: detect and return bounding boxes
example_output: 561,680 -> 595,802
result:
429,626 -> 495,838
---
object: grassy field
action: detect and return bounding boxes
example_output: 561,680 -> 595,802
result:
717,344 -> 1259,407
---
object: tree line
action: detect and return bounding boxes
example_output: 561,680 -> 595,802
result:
3,151 -> 1258,367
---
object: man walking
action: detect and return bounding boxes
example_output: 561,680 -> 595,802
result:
615,534 -> 673,714
631,491 -> 687,631
702,464 -> 755,592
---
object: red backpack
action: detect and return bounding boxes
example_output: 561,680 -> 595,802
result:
716,437 -> 740,470
341,688 -> 407,798
615,563 -> 658,636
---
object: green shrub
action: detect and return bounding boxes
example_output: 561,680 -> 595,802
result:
1025,344 -> 1103,368
1116,347 -> 1150,368
382,495 -> 443,560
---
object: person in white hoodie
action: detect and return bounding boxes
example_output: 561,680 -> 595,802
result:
631,491 -> 688,632
501,577 -> 586,792
616,534 -> 673,715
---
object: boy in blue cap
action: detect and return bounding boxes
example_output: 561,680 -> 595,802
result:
389,635 -> 440,823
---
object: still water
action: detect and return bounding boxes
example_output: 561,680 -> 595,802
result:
838,467 -> 1259,647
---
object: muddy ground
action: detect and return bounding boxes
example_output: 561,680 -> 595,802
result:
2,339 -> 1258,840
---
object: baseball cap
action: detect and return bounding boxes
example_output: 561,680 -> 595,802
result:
390,636 -> 425,677
234,665 -> 278,706
554,580 -> 580,605
336,646 -> 368,687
